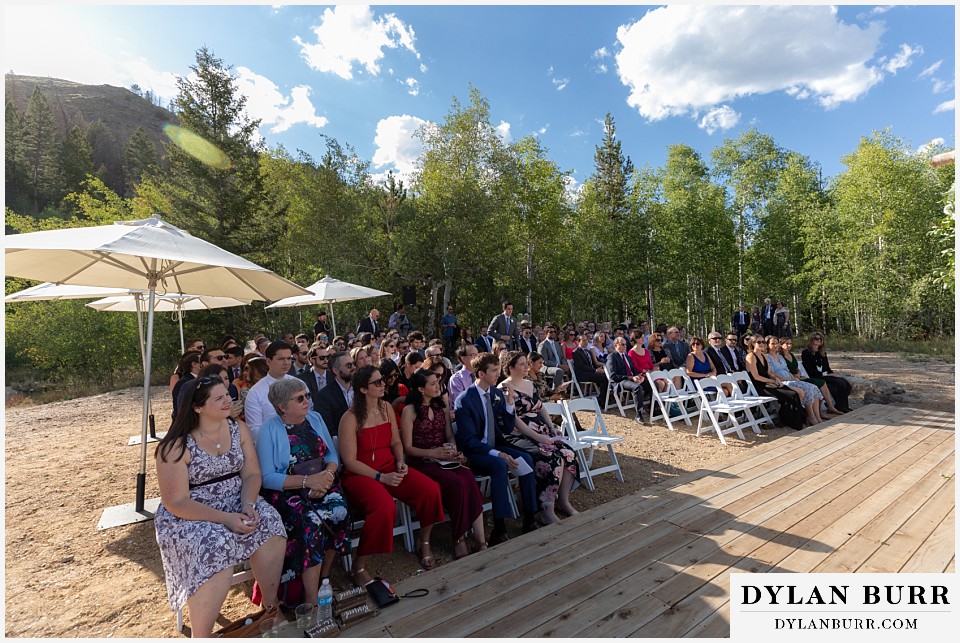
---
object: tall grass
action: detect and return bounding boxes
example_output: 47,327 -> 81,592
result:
828,335 -> 954,360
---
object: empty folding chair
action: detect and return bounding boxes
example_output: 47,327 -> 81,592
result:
647,371 -> 699,431
693,377 -> 758,445
727,371 -> 777,431
560,397 -> 625,491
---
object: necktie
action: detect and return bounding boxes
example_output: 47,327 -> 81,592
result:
623,353 -> 634,376
482,390 -> 495,446
504,316 -> 510,335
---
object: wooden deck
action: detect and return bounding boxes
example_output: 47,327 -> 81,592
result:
345,404 -> 955,638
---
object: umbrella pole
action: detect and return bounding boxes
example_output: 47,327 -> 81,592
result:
329,302 -> 336,337
178,307 -> 185,353
137,278 -> 157,513
134,294 -> 157,440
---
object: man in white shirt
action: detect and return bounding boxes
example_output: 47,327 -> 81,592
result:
244,340 -> 308,443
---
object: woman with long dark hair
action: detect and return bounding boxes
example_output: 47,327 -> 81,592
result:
171,350 -> 202,418
801,333 -> 853,413
400,369 -> 486,560
338,365 -> 445,585
154,376 -> 286,637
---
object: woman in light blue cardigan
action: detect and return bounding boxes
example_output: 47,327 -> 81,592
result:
256,378 -> 351,605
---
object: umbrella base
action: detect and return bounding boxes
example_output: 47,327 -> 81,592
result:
97,497 -> 161,530
127,432 -> 166,446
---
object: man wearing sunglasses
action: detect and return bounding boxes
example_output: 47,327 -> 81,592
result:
292,345 -> 311,376
298,346 -> 330,410
316,351 -> 356,436
245,340 -> 311,444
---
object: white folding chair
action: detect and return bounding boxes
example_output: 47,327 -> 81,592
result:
727,371 -> 777,431
568,367 -> 597,400
560,397 -> 625,491
694,377 -> 758,445
647,371 -> 699,430
601,361 -> 637,417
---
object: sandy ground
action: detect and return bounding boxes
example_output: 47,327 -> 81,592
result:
3,352 -> 954,637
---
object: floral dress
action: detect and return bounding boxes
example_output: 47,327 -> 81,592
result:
260,420 -> 351,593
155,420 -> 286,612
503,386 -> 579,505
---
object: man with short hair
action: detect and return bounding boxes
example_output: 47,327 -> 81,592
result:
388,303 -> 407,329
732,303 -> 749,336
407,331 -> 426,358
244,340 -> 307,443
440,305 -> 458,355
454,353 -> 539,544
292,344 -> 311,376
722,333 -> 747,373
609,337 -> 646,422
474,326 -> 494,353
517,326 -> 537,355
356,308 -> 380,337
487,300 -> 519,350
537,325 -> 569,389
662,326 -> 689,369
316,351 -> 356,436
426,340 -> 454,371
282,333 -> 297,349
298,345 -> 330,411
398,351 -> 424,389
572,333 -> 608,401
761,298 -> 775,336
706,332 -> 734,375
448,343 -> 479,404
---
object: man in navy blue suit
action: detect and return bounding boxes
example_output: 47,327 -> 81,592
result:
454,352 -> 538,545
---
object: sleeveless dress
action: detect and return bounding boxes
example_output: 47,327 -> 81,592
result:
260,419 -> 351,592
767,353 -> 823,404
688,352 -> 715,392
155,420 -> 286,612
409,404 -> 484,541
783,352 -> 826,388
504,387 -> 579,504
340,416 -> 445,556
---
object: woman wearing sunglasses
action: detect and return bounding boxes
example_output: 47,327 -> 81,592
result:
155,376 -> 286,637
256,378 -> 350,606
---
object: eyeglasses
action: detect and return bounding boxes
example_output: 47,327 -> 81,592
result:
367,378 -> 385,386
290,393 -> 309,404
211,354 -> 227,361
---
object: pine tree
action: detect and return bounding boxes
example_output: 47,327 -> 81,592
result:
59,124 -> 94,198
591,112 -> 634,223
5,99 -> 29,209
21,86 -> 60,212
123,126 -> 159,196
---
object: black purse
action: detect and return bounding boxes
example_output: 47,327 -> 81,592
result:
366,578 -> 399,607
291,457 -> 327,499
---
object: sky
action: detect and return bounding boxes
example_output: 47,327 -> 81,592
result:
3,2 -> 956,191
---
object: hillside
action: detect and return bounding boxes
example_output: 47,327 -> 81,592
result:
5,73 -> 176,149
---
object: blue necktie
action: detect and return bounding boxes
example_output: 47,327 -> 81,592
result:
483,391 -> 495,446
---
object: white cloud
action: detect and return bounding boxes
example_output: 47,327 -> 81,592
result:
235,67 -> 328,135
371,114 -> 427,181
294,5 -> 418,80
495,121 -> 512,143
933,99 -> 955,115
931,78 -> 952,94
698,105 -> 741,135
403,77 -> 419,96
552,77 -> 570,91
419,63 -> 428,74
615,5 -> 886,120
537,125 -> 549,135
871,6 -> 893,15
917,138 -> 945,155
882,43 -> 922,75
919,60 -> 942,78
570,128 -> 587,138
593,47 -> 609,60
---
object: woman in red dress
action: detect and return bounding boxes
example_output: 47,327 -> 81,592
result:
400,369 -> 486,560
339,365 -> 445,586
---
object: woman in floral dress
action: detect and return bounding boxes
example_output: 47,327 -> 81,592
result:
498,351 -> 579,525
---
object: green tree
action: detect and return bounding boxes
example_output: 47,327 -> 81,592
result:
5,99 -> 30,211
123,126 -> 160,196
59,124 -> 95,198
21,86 -> 60,213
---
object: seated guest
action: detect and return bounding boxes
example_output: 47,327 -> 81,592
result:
627,329 -> 656,376
706,332 -> 735,375
171,350 -> 202,418
423,355 -> 451,401
298,345 -> 330,412
662,326 -> 690,369
178,363 -> 230,413
645,333 -> 672,373
745,335 -> 804,430
316,351 -> 355,437
537,325 -> 570,385
170,338 -> 204,393
609,337 -> 647,422
378,338 -> 399,364
398,351 -> 424,390
257,378 -> 350,605
332,336 -> 347,352
780,337 -> 842,415
517,326 -> 537,355
407,331 -> 427,358
589,331 -> 609,364
572,333 -> 608,401
561,331 -> 578,361
474,326 -> 495,353
245,341 -> 306,443
155,376 -> 286,637
766,336 -> 830,426
400,369 -> 487,560
492,340 -> 508,361
378,358 -> 408,407
527,351 -> 568,402
351,345 -> 371,369
448,344 -> 479,404
722,332 -> 748,373
454,353 -> 539,544
339,365 -> 445,582
499,352 -> 579,525
426,339 -> 455,372
232,355 -> 268,421
801,333 -> 852,413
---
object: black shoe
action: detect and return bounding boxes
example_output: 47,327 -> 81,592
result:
488,532 -> 510,547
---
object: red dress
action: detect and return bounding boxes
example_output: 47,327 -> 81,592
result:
341,419 -> 445,556
627,347 -> 654,375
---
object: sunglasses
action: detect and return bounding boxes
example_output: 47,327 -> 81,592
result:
290,393 -> 309,404
299,351 -> 309,356
367,378 -> 385,386
211,354 -> 226,361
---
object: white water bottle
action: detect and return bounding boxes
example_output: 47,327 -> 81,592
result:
317,578 -> 333,622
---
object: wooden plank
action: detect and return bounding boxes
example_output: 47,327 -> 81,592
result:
898,499 -> 955,574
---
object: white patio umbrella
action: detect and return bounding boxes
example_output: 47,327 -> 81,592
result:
87,292 -> 253,352
265,275 -> 391,336
5,215 -> 310,527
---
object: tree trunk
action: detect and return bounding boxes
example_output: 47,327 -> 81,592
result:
426,281 -> 441,338
526,240 -> 533,321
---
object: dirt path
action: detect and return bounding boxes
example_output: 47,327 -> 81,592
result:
3,352 -> 953,637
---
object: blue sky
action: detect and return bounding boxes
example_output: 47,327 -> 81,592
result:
4,3 -> 956,190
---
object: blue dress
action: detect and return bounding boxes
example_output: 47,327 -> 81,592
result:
689,353 -> 716,392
